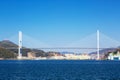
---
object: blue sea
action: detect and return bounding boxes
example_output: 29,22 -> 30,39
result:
0,60 -> 120,80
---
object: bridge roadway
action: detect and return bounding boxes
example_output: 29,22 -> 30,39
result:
5,47 -> 117,49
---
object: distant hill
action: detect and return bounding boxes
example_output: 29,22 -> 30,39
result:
0,47 -> 17,59
0,40 -> 31,56
0,40 -> 61,59
90,48 -> 116,54
60,51 -> 74,54
89,48 -> 118,59
0,40 -> 18,48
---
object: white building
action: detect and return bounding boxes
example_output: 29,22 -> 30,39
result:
64,54 -> 90,60
108,51 -> 120,60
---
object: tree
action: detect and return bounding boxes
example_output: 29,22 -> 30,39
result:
0,47 -> 17,59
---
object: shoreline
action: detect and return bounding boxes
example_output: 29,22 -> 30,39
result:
0,59 -> 107,60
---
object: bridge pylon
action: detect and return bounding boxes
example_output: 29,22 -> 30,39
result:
17,31 -> 22,59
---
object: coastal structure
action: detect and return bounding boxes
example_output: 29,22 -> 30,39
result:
47,56 -> 65,60
27,52 -> 36,59
64,53 -> 90,60
108,51 -> 120,60
33,53 -> 90,60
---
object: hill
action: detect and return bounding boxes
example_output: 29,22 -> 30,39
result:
0,40 -> 18,48
89,48 -> 118,59
0,40 -> 60,59
0,47 -> 17,59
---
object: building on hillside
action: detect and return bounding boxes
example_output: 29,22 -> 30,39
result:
27,52 -> 36,59
108,51 -> 120,60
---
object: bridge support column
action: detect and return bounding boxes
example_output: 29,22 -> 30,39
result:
17,31 -> 22,59
97,30 -> 100,60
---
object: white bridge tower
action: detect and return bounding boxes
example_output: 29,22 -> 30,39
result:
17,31 -> 22,59
97,30 -> 100,60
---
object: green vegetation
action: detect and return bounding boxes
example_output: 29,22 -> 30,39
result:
0,40 -> 61,59
0,47 -> 16,59
104,49 -> 120,59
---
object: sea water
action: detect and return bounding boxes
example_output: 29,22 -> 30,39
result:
0,60 -> 120,80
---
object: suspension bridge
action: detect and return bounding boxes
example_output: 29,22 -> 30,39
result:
7,30 -> 120,60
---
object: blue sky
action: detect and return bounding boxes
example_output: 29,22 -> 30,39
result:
0,0 -> 120,46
